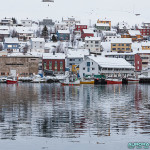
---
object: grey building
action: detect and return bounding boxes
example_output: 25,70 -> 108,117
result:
39,19 -> 55,26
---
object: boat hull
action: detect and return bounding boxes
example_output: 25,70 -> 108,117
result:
106,80 -> 122,84
128,79 -> 139,83
80,80 -> 94,84
7,80 -> 17,84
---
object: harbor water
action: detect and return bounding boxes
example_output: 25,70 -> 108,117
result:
0,83 -> 150,150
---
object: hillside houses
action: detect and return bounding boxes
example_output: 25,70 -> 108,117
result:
0,16 -> 150,77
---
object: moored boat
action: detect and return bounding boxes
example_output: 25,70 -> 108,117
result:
7,76 -> 18,84
61,80 -> 80,86
106,78 -> 122,84
127,78 -> 139,83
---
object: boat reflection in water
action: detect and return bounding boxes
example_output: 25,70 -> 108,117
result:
0,83 -> 150,149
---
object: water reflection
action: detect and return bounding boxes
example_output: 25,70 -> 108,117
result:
0,83 -> 150,141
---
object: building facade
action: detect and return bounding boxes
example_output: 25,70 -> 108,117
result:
42,53 -> 66,74
0,56 -> 39,76
111,38 -> 132,52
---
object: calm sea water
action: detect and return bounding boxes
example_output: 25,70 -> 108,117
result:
0,83 -> 150,150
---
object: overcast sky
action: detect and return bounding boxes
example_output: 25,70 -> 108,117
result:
1,0 -> 150,25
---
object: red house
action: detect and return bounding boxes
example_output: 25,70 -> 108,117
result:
42,52 -> 66,74
136,23 -> 150,37
81,29 -> 94,40
134,54 -> 142,72
75,24 -> 87,33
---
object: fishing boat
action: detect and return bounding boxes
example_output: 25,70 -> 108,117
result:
6,76 -> 18,84
106,77 -> 122,84
61,72 -> 80,86
61,80 -> 80,86
127,77 -> 139,83
31,75 -> 46,83
0,77 -> 7,83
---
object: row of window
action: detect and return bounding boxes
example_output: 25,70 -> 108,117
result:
112,48 -> 131,50
77,26 -> 87,28
44,61 -> 63,71
7,45 -> 18,48
83,67 -> 95,71
69,59 -> 81,61
86,45 -> 99,47
86,41 -> 99,44
112,44 -> 130,46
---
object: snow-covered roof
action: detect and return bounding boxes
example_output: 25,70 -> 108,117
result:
4,37 -> 19,43
67,49 -> 89,58
141,42 -> 150,47
57,30 -> 70,34
75,23 -> 87,26
16,27 -> 34,34
128,30 -> 141,36
43,53 -> 65,59
0,30 -> 9,35
88,55 -> 134,69
83,29 -> 94,34
0,26 -> 9,30
96,23 -> 110,27
31,38 -> 45,42
111,38 -> 132,44
85,37 -> 101,41
105,52 -> 136,56
118,22 -> 130,29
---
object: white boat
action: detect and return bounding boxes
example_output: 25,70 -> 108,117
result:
127,78 -> 139,83
31,75 -> 46,83
0,77 -> 7,83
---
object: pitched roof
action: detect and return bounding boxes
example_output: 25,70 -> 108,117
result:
88,55 -> 134,69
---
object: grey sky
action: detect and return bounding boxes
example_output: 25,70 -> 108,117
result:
1,0 -> 150,25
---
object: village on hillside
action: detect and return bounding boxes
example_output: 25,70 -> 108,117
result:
0,16 -> 150,84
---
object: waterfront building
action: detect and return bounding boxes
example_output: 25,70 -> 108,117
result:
79,55 -> 134,78
105,52 -> 142,72
97,19 -> 111,28
42,52 -> 66,74
0,54 -> 39,76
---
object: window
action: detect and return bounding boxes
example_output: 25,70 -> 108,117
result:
137,61 -> 139,64
92,68 -> 95,70
70,59 -> 72,61
1,72 -> 5,76
122,44 -> 124,46
112,44 -> 116,46
60,61 -> 63,71
87,62 -> 90,66
95,41 -> 99,44
83,67 -> 85,70
87,68 -> 90,72
126,48 -> 130,50
112,48 -> 116,50
49,61 -> 52,70
44,62 -> 46,70
8,45 -> 12,48
126,44 -> 130,46
86,45 -> 89,47
55,61 -> 57,71
91,41 -> 93,43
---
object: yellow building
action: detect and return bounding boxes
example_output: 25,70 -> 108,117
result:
111,38 -> 132,52
72,65 -> 79,74
141,42 -> 150,50
97,19 -> 111,28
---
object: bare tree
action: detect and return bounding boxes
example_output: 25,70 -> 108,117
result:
56,42 -> 63,53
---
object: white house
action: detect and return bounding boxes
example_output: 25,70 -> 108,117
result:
30,38 -> 45,53
16,28 -> 34,41
21,19 -> 32,27
55,22 -> 67,31
85,37 -> 101,53
79,55 -> 135,78
66,49 -> 90,69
